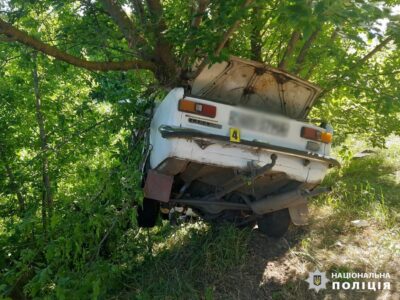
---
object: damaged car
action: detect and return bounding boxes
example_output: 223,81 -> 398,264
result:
137,56 -> 339,238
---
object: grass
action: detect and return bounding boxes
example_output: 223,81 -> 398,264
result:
317,137 -> 400,227
113,222 -> 251,299
269,137 -> 400,299
113,136 -> 400,299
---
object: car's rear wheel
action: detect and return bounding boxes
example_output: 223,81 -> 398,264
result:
137,198 -> 160,228
257,209 -> 291,238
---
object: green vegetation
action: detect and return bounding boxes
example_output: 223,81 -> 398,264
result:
123,223 -> 250,299
126,139 -> 399,300
319,137 -> 400,226
0,0 -> 399,299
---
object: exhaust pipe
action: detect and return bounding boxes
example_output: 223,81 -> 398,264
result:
250,187 -> 331,215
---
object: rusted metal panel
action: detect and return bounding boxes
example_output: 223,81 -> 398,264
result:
144,169 -> 173,203
190,56 -> 322,119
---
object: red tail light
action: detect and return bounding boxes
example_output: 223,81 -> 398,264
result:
178,99 -> 216,118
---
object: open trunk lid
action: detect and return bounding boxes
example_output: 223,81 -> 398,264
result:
190,56 -> 322,119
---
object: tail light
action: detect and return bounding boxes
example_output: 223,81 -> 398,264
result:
178,99 -> 216,118
301,127 -> 332,143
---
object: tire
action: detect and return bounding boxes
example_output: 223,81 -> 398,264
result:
137,198 -> 160,228
257,209 -> 291,238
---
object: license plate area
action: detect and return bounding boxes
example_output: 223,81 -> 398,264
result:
229,111 -> 289,136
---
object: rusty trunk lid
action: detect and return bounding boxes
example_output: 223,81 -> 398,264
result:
190,56 -> 322,119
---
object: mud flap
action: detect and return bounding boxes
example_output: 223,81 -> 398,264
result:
144,170 -> 173,203
288,203 -> 309,225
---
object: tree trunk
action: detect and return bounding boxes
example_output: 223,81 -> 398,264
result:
278,30 -> 301,70
293,28 -> 320,74
32,54 -> 53,233
145,0 -> 178,84
250,9 -> 263,62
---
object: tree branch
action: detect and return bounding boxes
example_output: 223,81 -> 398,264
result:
145,0 -> 177,79
99,0 -> 146,48
191,0 -> 209,28
130,0 -> 147,25
250,7 -> 263,62
278,30 -> 301,70
190,0 -> 253,79
359,36 -> 393,64
330,26 -> 339,41
146,0 -> 163,15
319,36 -> 394,98
0,36 -> 16,42
214,0 -> 253,56
293,28 -> 320,74
304,26 -> 340,80
33,53 -> 53,234
0,18 -> 156,72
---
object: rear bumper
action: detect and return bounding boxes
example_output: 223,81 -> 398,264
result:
159,125 -> 340,168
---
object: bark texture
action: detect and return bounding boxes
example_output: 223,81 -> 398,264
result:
33,55 -> 53,233
278,30 -> 301,70
0,18 -> 156,72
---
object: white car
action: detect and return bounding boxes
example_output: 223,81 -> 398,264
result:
137,57 -> 339,237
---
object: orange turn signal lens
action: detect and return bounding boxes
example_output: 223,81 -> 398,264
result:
179,99 -> 196,112
321,132 -> 332,143
178,99 -> 216,118
301,127 -> 332,144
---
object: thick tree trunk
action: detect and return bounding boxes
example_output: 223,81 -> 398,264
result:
32,55 -> 53,233
146,0 -> 178,84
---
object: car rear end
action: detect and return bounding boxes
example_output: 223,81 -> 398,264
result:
142,57 -> 339,234
150,87 -> 338,184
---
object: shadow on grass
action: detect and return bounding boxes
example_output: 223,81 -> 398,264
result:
114,222 -> 303,300
114,152 -> 399,300
114,216 -> 398,300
